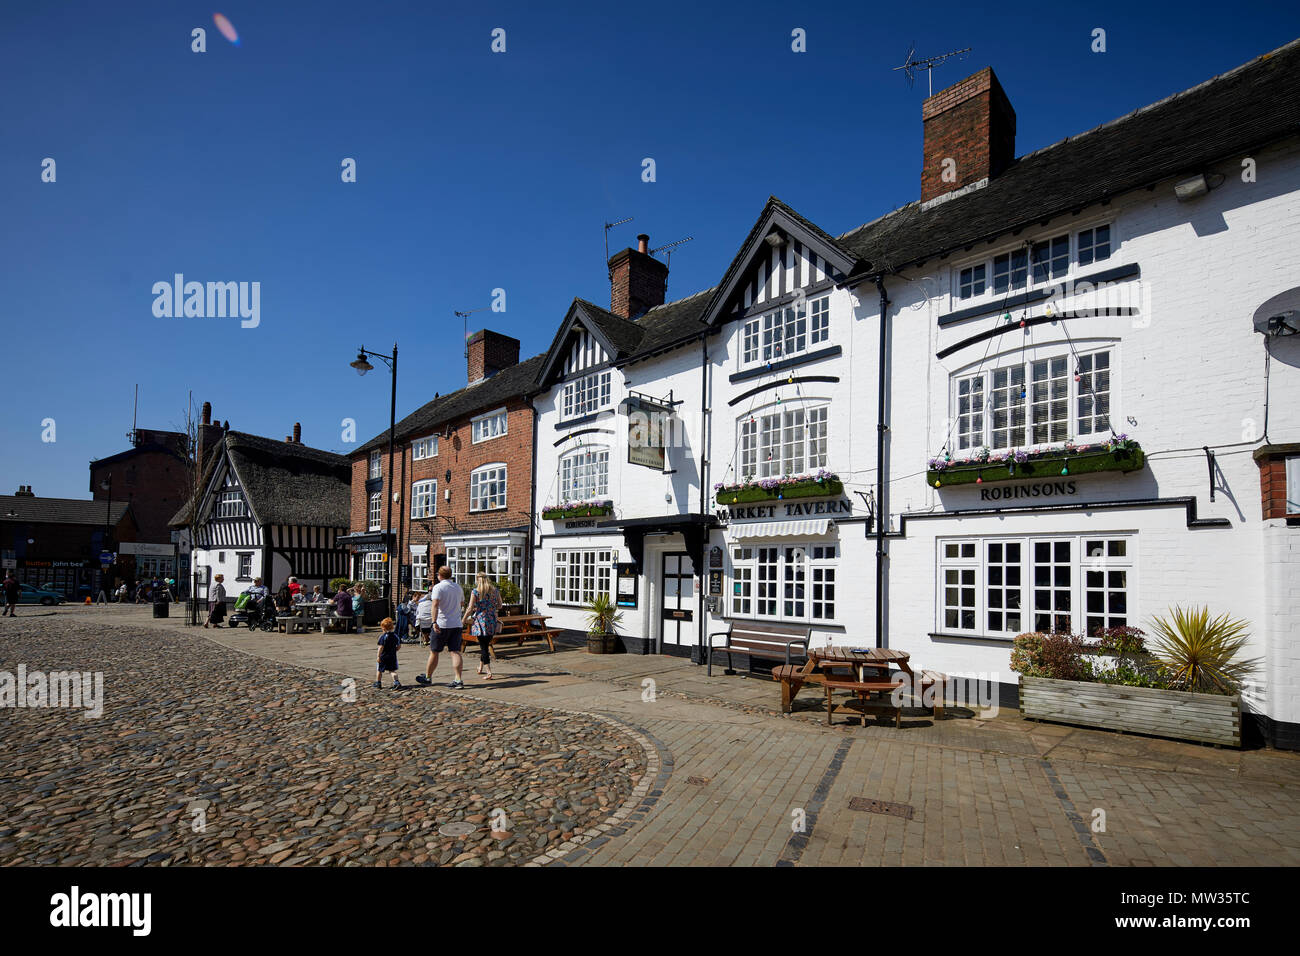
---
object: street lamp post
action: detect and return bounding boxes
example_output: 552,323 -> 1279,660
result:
350,344 -> 399,611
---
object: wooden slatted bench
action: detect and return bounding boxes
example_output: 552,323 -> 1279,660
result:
707,622 -> 810,677
824,677 -> 904,728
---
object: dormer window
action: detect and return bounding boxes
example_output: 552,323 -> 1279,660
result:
216,490 -> 246,518
562,370 -> 612,420
741,295 -> 831,367
368,451 -> 382,479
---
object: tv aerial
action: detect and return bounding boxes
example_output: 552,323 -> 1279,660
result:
650,236 -> 694,268
454,305 -> 492,358
604,217 -> 633,261
894,44 -> 972,96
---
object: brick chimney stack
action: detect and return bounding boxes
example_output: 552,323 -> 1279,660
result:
293,422 -> 301,444
195,401 -> 226,481
608,233 -> 668,319
921,68 -> 1017,205
15,485 -> 34,497
466,330 -> 521,384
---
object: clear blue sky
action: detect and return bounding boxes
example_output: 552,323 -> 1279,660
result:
3,0 -> 1297,499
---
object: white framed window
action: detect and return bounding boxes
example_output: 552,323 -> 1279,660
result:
1287,457 -> 1300,514
959,264 -> 986,299
236,553 -> 253,579
953,347 -> 1113,453
469,464 -> 507,512
740,295 -> 830,367
368,451 -> 382,480
1077,225 -> 1112,266
368,491 -> 382,531
559,447 -> 609,501
412,435 -> 439,460
471,408 -> 508,443
737,402 -> 829,479
216,490 -> 246,518
551,549 -> 613,605
410,479 -> 437,519
936,533 -> 1134,638
561,370 -> 612,420
730,543 -> 836,623
410,552 -> 429,591
363,552 -> 384,582
956,225 -> 1114,302
448,543 -> 524,591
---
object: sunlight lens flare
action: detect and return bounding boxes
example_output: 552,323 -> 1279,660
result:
213,13 -> 239,46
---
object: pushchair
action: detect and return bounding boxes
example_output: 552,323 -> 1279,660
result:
229,592 -> 276,631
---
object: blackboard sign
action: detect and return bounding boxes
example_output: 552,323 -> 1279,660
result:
616,562 -> 639,608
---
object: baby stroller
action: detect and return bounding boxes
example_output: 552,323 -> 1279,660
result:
229,592 -> 277,632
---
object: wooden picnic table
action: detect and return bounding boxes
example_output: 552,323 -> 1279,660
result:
810,646 -> 913,680
465,613 -> 561,657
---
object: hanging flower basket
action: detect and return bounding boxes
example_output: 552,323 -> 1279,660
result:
926,438 -> 1143,487
541,500 -> 614,520
715,471 -> 843,505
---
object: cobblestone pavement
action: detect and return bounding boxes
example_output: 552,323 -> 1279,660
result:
0,616 -> 645,866
6,606 -> 1300,867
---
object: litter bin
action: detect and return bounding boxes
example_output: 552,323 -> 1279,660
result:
153,594 -> 170,619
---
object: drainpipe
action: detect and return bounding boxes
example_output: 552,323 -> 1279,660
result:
697,333 -> 710,665
527,395 -> 539,613
874,276 -> 889,649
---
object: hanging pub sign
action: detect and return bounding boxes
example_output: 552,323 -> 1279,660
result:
625,394 -> 671,470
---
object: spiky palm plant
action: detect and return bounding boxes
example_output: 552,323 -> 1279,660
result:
1147,605 -> 1258,695
585,592 -> 623,636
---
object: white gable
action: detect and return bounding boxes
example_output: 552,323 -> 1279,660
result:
564,327 -> 608,376
735,239 -> 843,315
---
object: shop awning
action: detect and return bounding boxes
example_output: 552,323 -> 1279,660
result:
729,518 -> 832,538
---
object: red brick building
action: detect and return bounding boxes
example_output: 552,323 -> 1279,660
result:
340,331 -> 542,603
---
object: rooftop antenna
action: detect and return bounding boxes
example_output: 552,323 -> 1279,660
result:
130,384 -> 139,446
454,306 -> 492,359
894,44 -> 972,97
604,216 -> 633,261
649,236 -> 694,268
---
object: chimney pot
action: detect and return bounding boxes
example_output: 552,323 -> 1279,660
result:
637,234 -> 649,254
201,401 -> 212,426
293,422 -> 301,443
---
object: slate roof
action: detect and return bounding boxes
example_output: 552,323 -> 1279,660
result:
353,354 -> 547,456
837,38 -> 1300,280
169,431 -> 350,529
0,495 -> 131,527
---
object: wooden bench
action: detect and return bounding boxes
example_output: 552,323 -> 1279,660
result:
824,678 -> 904,727
917,669 -> 949,719
707,622 -> 810,677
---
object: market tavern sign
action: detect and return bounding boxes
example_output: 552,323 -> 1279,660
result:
727,499 -> 854,520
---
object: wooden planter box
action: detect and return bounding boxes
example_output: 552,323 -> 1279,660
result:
1019,676 -> 1241,747
715,477 -> 843,505
928,446 -> 1143,487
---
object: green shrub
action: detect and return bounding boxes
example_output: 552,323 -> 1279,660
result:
496,577 -> 521,606
328,577 -> 353,594
1093,625 -> 1147,656
1010,631 -> 1089,681
1084,658 -> 1169,689
356,579 -> 383,601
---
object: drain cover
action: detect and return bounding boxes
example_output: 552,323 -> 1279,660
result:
686,776 -> 710,786
438,822 -> 478,837
847,798 -> 914,820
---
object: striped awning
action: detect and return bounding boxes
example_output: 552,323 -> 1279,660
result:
729,518 -> 832,538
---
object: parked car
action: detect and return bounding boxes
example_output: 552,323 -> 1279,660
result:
17,583 -> 65,606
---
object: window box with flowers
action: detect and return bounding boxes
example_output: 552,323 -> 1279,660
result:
541,499 -> 615,521
714,470 -> 843,505
926,436 -> 1143,487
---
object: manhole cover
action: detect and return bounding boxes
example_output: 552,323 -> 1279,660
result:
438,822 -> 478,837
847,798 -> 914,820
686,776 -> 710,786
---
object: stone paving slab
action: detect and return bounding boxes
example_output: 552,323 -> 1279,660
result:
23,606 -> 1300,867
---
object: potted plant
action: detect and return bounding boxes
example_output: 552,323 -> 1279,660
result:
584,592 -> 623,654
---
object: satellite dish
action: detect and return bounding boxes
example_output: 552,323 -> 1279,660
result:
1253,287 -> 1300,336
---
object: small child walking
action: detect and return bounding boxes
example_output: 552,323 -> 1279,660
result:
374,617 -> 402,689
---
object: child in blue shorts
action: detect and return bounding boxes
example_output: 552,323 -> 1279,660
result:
374,617 -> 402,689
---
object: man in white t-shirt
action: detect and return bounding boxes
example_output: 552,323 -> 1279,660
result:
415,567 -> 464,689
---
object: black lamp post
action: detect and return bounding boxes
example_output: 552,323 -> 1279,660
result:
351,343 -> 399,609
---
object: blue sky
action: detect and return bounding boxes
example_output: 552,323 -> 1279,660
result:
3,0 -> 1297,499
